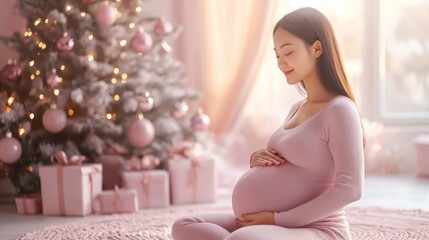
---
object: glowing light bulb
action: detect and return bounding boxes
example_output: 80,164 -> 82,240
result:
121,73 -> 128,79
88,34 -> 94,40
65,5 -> 72,11
39,94 -> 44,100
111,78 -> 117,84
80,12 -> 86,17
29,60 -> 35,66
34,18 -> 42,26
129,23 -> 135,29
54,89 -> 60,95
7,97 -> 14,105
30,75 -> 35,80
18,128 -> 26,136
114,94 -> 120,101
106,113 -> 113,120
60,65 -> 65,71
67,108 -> 74,116
29,113 -> 35,119
119,40 -> 127,46
113,68 -> 120,74
136,7 -> 142,12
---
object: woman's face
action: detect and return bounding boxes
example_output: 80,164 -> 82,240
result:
273,28 -> 318,85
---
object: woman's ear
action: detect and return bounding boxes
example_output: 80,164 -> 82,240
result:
312,40 -> 323,58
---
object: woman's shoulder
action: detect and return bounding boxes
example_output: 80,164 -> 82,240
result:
324,95 -> 360,119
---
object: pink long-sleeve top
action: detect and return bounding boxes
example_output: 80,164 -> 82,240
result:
231,95 -> 364,228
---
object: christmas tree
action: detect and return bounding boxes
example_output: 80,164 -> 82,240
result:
0,0 -> 210,196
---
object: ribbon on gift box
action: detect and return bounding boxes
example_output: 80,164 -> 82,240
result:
123,155 -> 160,171
112,185 -> 123,213
50,151 -> 99,216
103,143 -> 130,155
141,174 -> 151,208
16,195 -> 41,214
168,140 -> 200,203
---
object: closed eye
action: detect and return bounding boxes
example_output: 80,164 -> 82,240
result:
285,51 -> 294,56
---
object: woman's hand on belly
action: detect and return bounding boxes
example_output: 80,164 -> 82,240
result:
236,211 -> 275,227
250,149 -> 286,168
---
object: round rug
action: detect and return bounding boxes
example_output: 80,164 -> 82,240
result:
17,206 -> 429,240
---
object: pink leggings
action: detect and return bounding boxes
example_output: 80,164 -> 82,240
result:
171,212 -> 327,240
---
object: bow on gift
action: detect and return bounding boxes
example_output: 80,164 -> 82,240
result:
50,151 -> 86,165
168,140 -> 200,203
103,143 -> 130,155
168,140 -> 200,167
123,154 -> 160,171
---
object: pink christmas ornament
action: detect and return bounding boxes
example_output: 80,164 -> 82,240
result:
42,106 -> 67,133
191,109 -> 210,131
0,132 -> 22,164
154,17 -> 173,36
172,101 -> 189,119
126,114 -> 155,148
46,69 -> 60,88
140,92 -> 154,112
1,60 -> 22,82
130,30 -> 153,54
94,2 -> 117,27
56,33 -> 74,52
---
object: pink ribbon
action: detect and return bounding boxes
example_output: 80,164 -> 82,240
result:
88,166 -> 101,214
168,141 -> 200,203
22,197 -> 28,214
50,151 -> 86,216
103,144 -> 130,155
50,150 -> 86,165
123,155 -> 160,171
50,151 -> 101,216
141,175 -> 151,208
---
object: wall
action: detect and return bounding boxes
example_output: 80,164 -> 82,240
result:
0,0 -> 27,67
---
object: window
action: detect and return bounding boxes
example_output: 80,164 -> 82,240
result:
378,0 -> 429,122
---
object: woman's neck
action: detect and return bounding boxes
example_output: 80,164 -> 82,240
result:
302,74 -> 335,103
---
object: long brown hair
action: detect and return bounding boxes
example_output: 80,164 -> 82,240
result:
273,7 -> 366,146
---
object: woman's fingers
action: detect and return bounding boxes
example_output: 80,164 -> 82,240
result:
250,149 -> 287,167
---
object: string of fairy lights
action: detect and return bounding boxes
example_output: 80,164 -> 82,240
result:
6,0 -> 159,129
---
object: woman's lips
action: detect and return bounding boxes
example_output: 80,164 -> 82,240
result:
284,69 -> 294,76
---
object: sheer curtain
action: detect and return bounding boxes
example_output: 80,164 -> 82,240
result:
172,0 -> 278,134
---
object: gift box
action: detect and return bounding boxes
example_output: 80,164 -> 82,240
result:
415,135 -> 429,178
122,170 -> 169,209
39,163 -> 102,216
168,157 -> 216,205
98,187 -> 138,214
97,154 -> 125,190
15,195 -> 42,214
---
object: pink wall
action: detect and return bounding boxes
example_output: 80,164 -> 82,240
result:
0,0 -> 26,67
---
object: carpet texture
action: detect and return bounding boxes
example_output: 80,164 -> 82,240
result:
17,206 -> 429,240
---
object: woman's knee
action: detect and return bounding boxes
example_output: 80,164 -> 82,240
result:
171,216 -> 204,238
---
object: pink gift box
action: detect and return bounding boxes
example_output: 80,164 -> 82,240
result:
168,157 -> 216,205
15,196 -> 42,214
39,164 -> 102,216
98,187 -> 138,214
122,170 -> 169,209
97,154 -> 125,190
415,135 -> 429,178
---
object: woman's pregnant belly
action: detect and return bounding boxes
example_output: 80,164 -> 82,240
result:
232,163 -> 327,220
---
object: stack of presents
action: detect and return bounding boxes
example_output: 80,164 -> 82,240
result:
14,143 -> 216,216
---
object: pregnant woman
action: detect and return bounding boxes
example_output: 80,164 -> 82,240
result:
172,7 -> 365,240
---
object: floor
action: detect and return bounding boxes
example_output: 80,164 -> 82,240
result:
0,175 -> 428,240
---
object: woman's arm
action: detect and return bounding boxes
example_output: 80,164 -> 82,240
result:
274,99 -> 364,228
